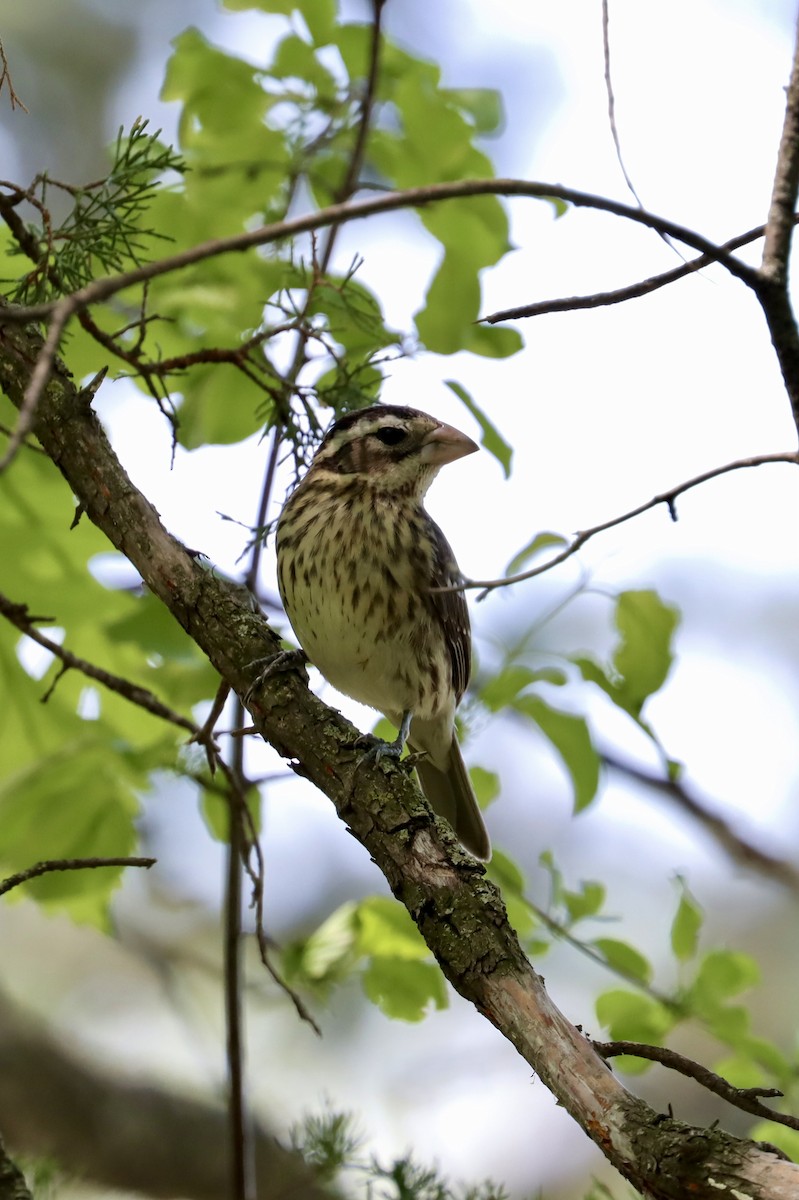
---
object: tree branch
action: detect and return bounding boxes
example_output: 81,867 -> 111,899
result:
0,179 -> 758,331
756,13 -> 799,433
2,305 -> 796,1198
762,12 -> 799,286
0,591 -> 198,732
458,451 -> 799,597
594,1040 -> 799,1134
0,857 -> 155,899
482,219 -> 783,325
0,179 -> 761,468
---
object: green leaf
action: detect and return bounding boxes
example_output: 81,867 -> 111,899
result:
105,590 -> 203,660
441,87 -> 504,135
175,362 -> 268,447
670,879 -> 703,962
563,880 -> 606,923
199,784 -> 261,844
749,1123 -> 799,1164
462,323 -> 524,360
612,589 -> 679,716
486,849 -> 537,939
292,901 -> 359,983
487,848 -> 527,895
416,253 -> 480,353
223,0 -> 336,44
444,380 -> 512,477
469,765 -> 500,808
0,736 -> 142,926
592,938 -> 652,985
362,957 -> 448,1021
689,950 -> 760,1010
595,989 -> 675,1044
480,665 -> 542,712
712,1055 -> 768,1090
513,694 -> 600,811
505,531 -> 568,578
271,33 -> 337,87
355,896 -> 428,960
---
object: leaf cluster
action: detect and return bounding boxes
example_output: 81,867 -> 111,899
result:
4,119 -> 184,304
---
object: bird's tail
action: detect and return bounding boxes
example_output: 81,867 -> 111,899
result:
413,736 -> 491,861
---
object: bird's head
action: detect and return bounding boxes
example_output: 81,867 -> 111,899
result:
311,405 -> 478,498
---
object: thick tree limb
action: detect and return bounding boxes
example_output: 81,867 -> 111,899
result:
1,317 -> 796,1198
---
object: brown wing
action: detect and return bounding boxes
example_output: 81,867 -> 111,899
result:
426,517 -> 471,702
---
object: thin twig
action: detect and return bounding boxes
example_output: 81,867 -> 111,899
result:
603,752 -> 799,897
601,0 -> 645,210
0,856 -> 155,898
483,219 -> 780,325
327,0 -> 386,208
0,295 -> 76,471
223,743 -> 253,1200
454,451 -> 799,598
0,40 -> 28,113
593,1040 -> 799,1133
521,894 -> 677,1011
0,592 -> 197,733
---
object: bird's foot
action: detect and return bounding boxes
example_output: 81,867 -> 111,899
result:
354,711 -> 414,771
244,647 -> 309,703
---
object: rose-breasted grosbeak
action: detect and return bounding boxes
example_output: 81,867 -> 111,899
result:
276,404 -> 490,860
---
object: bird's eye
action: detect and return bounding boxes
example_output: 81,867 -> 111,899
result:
374,427 -> 406,446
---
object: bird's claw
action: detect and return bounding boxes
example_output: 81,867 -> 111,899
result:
354,715 -> 417,774
354,731 -> 404,765
244,648 -> 308,703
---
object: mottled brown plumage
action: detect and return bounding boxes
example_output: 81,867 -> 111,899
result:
276,405 -> 490,860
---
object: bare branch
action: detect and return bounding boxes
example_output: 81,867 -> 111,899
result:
223,750 -> 251,1200
0,179 -> 760,459
601,0 -> 645,211
0,591 -> 197,734
0,40 -> 28,113
457,451 -> 799,597
762,11 -> 799,286
0,857 -> 155,898
594,1040 -> 799,1134
483,220 -> 780,324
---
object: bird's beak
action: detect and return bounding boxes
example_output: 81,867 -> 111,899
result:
420,421 -> 479,466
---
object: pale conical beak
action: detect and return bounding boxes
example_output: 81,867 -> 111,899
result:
419,421 -> 479,466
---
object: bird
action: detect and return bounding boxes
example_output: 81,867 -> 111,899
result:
275,404 -> 491,860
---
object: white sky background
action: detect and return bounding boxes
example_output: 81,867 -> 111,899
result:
3,1 -> 799,1196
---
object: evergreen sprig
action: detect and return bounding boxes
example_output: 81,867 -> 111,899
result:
6,118 -> 184,303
